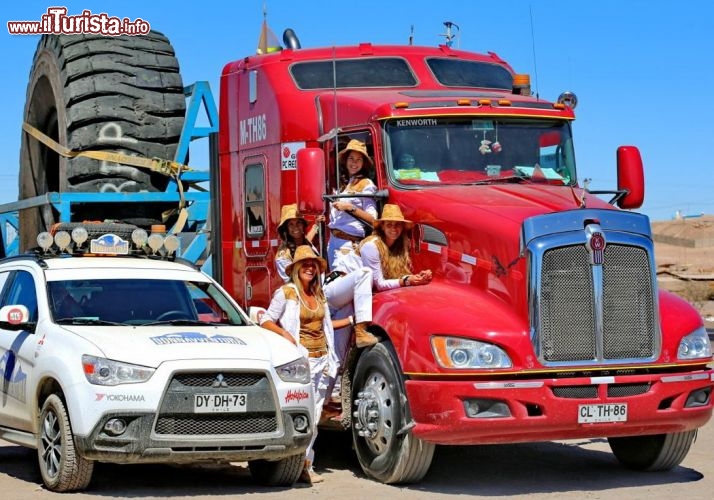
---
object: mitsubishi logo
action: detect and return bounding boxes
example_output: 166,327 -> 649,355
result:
212,374 -> 228,388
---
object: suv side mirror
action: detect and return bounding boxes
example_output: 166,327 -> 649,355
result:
296,148 -> 326,214
0,304 -> 35,332
616,146 -> 644,209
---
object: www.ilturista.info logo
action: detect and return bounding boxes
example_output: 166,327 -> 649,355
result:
7,7 -> 150,36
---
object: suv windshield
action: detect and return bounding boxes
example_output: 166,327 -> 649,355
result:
384,118 -> 576,186
48,278 -> 247,326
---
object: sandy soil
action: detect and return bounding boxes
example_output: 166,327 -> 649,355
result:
652,215 -> 714,328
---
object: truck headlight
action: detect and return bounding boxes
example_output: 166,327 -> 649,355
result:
82,355 -> 155,385
678,327 -> 712,360
276,357 -> 310,384
432,336 -> 512,369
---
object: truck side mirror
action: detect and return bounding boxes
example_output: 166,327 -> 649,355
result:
616,146 -> 644,209
296,148 -> 326,214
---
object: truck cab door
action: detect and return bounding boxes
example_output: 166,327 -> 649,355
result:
241,159 -> 272,308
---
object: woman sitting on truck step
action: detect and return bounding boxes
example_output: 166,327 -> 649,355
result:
276,204 -> 377,352
358,204 -> 433,291
259,245 -> 352,485
327,139 -> 378,268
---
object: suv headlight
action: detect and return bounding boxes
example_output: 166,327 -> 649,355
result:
82,355 -> 155,385
678,327 -> 712,360
276,357 -> 311,384
432,336 -> 512,369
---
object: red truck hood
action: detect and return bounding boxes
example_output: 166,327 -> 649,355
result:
396,184 -> 616,314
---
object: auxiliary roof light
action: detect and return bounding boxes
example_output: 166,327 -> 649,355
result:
163,235 -> 180,255
54,231 -> 72,251
131,228 -> 149,247
71,226 -> 88,247
147,233 -> 164,253
37,232 -> 53,251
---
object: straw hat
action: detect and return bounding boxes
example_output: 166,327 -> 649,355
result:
285,245 -> 328,276
374,204 -> 414,230
338,139 -> 374,168
277,204 -> 307,237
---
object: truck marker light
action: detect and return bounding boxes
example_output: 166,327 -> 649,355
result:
497,99 -> 512,106
457,99 -> 471,106
478,99 -> 491,106
394,101 -> 409,108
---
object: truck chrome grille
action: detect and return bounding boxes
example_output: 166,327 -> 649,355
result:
154,371 -> 279,437
537,244 -> 656,364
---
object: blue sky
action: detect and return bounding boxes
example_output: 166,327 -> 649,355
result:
2,0 -> 713,221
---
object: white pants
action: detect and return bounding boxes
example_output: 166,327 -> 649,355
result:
327,235 -> 354,269
306,355 -> 330,465
324,267 -> 373,364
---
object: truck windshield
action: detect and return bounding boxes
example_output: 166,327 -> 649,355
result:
384,118 -> 576,186
48,279 -> 247,326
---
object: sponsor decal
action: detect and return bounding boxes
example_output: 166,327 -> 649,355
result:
285,389 -> 310,404
0,352 -> 28,403
6,307 -> 24,324
90,234 -> 129,255
280,142 -> 305,170
150,332 -> 246,345
8,7 -> 150,36
95,393 -> 146,402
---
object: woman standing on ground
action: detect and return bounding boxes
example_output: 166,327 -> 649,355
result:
260,245 -> 352,485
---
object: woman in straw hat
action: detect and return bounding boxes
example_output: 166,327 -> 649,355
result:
260,245 -> 352,485
276,204 -> 378,350
358,204 -> 433,291
327,139 -> 379,268
275,204 -> 324,282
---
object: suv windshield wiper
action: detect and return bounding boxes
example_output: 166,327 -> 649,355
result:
142,319 -> 214,327
57,317 -> 124,326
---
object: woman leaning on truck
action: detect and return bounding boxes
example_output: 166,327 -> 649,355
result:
358,204 -> 433,290
327,139 -> 378,269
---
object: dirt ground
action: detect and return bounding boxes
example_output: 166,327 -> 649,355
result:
652,215 -> 714,329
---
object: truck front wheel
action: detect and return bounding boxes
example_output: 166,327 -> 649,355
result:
351,342 -> 435,484
37,394 -> 94,492
608,430 -> 697,471
248,452 -> 303,486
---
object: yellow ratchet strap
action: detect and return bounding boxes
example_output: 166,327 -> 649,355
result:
22,122 -> 191,177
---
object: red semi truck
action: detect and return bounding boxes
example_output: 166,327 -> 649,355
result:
214,31 -> 712,482
9,28 -> 713,485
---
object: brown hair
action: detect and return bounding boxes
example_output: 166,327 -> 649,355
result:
359,227 -> 412,279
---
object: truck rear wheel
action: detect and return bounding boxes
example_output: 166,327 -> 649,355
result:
608,429 -> 697,471
351,342 -> 435,484
248,452 -> 303,486
38,394 -> 94,492
20,32 -> 185,250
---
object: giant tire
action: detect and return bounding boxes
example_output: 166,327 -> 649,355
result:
20,32 -> 185,250
608,429 -> 697,471
38,393 -> 94,492
351,342 -> 435,484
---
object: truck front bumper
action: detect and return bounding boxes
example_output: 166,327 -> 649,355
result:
406,369 -> 714,444
75,409 -> 311,463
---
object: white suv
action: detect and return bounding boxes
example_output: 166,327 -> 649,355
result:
0,224 -> 313,492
